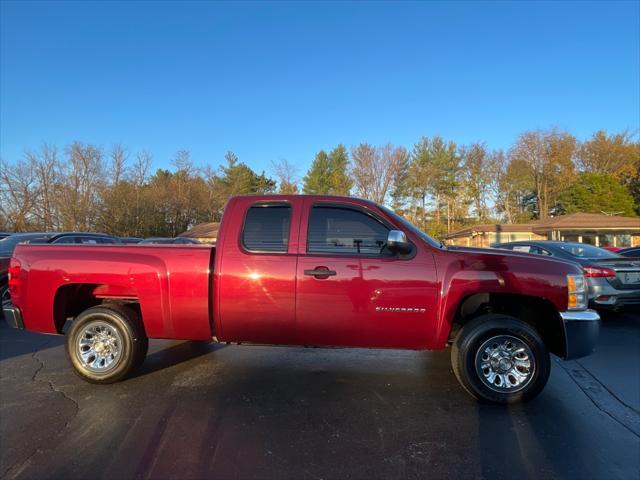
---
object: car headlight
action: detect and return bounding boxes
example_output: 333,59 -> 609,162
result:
567,274 -> 587,310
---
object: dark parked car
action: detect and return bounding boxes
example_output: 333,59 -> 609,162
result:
492,241 -> 640,310
0,233 -> 13,240
119,237 -> 144,244
1,232 -> 121,314
139,237 -> 201,245
618,247 -> 640,258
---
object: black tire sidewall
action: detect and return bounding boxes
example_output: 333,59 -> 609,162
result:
453,315 -> 551,404
66,306 -> 143,384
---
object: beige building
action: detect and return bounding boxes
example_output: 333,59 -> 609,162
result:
444,213 -> 640,248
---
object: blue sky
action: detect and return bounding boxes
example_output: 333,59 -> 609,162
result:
1,1 -> 638,177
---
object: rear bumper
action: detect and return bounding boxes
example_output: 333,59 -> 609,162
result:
589,292 -> 640,309
560,310 -> 600,360
3,304 -> 24,329
587,277 -> 640,309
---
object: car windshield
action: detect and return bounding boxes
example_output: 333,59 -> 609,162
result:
557,243 -> 620,259
380,206 -> 443,248
0,234 -> 53,257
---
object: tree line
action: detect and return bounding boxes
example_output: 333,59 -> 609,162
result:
1,128 -> 638,239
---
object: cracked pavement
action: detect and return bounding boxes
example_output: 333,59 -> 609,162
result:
1,313 -> 639,480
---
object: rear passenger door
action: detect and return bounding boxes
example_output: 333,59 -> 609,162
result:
216,200 -> 301,345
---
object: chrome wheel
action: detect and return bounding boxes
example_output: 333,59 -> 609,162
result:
475,335 -> 535,393
75,321 -> 123,373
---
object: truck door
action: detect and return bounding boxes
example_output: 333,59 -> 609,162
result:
295,200 -> 439,349
216,199 -> 300,345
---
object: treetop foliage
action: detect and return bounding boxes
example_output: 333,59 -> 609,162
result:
1,128 -> 638,239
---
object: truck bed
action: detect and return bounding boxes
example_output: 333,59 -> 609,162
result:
11,244 -> 215,340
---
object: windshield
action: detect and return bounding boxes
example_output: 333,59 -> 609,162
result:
380,206 -> 443,248
557,243 -> 620,259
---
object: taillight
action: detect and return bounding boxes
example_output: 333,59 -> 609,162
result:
7,258 -> 21,296
583,265 -> 616,278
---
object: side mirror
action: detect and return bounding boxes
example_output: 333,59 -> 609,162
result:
387,230 -> 411,254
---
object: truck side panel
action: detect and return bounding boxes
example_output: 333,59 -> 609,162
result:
431,248 -> 574,349
12,245 -> 213,340
213,197 -> 303,344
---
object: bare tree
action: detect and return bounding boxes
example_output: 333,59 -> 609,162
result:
59,142 -> 105,231
109,143 -> 128,186
272,158 -> 299,194
351,143 -> 407,205
0,157 -> 39,230
26,144 -> 60,230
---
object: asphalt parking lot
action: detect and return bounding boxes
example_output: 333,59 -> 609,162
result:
1,312 -> 639,480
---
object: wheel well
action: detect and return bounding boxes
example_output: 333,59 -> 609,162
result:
53,284 -> 140,334
451,292 -> 565,357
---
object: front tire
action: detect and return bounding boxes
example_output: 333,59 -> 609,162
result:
66,305 -> 148,384
451,314 -> 550,404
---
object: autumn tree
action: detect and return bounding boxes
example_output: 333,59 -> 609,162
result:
351,143 -> 407,205
509,129 -> 576,219
272,158 -> 299,194
492,152 -> 535,223
460,142 -> 494,222
577,130 -> 640,178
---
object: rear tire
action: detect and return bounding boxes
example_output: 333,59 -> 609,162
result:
451,314 -> 550,404
66,304 -> 148,384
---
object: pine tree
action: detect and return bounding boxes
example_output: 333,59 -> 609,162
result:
327,144 -> 352,195
555,173 -> 637,216
302,150 -> 332,194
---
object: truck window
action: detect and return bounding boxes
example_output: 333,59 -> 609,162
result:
308,206 -> 389,255
242,205 -> 291,252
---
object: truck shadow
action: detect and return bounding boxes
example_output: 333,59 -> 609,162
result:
0,320 -> 63,361
131,340 -> 226,378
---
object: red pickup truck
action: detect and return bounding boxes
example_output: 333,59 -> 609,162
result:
4,195 -> 600,403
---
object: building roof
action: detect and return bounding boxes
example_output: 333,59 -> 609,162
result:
180,222 -> 219,239
445,213 -> 640,239
532,212 -> 640,230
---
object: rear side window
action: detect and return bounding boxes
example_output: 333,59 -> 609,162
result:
242,205 -> 291,253
308,206 -> 389,255
529,246 -> 552,256
53,236 -> 77,244
78,237 -> 100,244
